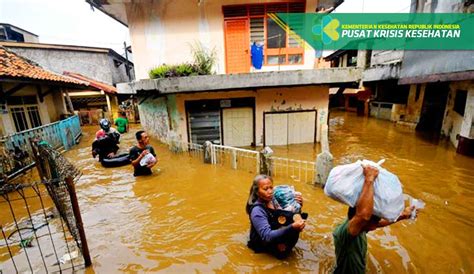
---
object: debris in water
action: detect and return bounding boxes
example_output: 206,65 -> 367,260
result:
59,250 -> 79,264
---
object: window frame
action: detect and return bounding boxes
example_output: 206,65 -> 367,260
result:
453,89 -> 467,116
8,96 -> 42,132
223,1 -> 306,67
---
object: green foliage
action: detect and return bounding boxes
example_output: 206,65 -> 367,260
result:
190,42 -> 217,75
175,64 -> 196,77
148,42 -> 217,79
149,65 -> 172,79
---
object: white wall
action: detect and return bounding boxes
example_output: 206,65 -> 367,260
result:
125,0 -> 317,79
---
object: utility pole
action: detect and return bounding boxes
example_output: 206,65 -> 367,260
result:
124,41 -> 131,81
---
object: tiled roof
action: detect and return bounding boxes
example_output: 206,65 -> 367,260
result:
63,72 -> 117,94
0,46 -> 88,86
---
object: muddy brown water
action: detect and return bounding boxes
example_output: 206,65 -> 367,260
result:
1,111 -> 473,273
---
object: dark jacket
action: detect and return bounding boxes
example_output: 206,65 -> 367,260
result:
248,202 -> 300,259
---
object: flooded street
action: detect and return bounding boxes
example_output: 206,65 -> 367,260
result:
2,111 -> 473,273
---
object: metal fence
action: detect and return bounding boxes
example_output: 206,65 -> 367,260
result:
1,179 -> 84,273
170,141 -> 204,159
270,156 -> 316,184
210,144 -> 260,174
0,141 -> 90,273
1,115 -> 82,183
169,141 -> 317,184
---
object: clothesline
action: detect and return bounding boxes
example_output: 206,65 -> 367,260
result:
251,33 -> 285,46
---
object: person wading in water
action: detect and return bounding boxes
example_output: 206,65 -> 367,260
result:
246,174 -> 305,259
129,130 -> 157,176
332,165 -> 417,273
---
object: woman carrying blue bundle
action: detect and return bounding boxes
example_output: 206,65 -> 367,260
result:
246,174 -> 306,259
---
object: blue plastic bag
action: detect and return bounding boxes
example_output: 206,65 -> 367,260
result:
273,185 -> 301,213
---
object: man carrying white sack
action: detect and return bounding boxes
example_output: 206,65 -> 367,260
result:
332,165 -> 417,274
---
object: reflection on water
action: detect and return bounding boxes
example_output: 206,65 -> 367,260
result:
2,111 -> 473,273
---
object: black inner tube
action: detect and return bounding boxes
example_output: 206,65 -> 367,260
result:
100,153 -> 130,168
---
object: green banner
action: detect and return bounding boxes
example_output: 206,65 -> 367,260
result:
274,13 -> 474,50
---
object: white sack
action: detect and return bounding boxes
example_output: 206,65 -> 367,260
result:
324,159 -> 404,222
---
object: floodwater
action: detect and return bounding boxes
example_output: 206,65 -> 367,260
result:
1,110 -> 473,273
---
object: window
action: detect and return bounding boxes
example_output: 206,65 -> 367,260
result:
8,96 -> 42,132
346,51 -> 358,67
267,17 -> 286,49
27,106 -> 42,128
10,107 -> 29,132
0,26 -> 6,41
453,90 -> 467,116
223,2 -> 306,66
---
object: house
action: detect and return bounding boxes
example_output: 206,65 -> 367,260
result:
0,23 -> 39,43
63,71 -> 122,125
88,0 -> 320,79
0,47 -> 94,136
325,49 -> 370,115
397,0 -> 474,156
319,0 -> 412,120
326,0 -> 474,156
0,41 -> 135,122
87,0 -> 362,147
362,0 -> 474,156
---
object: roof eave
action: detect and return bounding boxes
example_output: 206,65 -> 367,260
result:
86,0 -> 128,27
0,77 -> 93,90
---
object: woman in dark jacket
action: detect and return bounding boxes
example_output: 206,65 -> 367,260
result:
246,174 -> 305,258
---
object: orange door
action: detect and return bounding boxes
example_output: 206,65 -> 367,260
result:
224,20 -> 250,74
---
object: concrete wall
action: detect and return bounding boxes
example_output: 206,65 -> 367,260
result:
404,84 -> 426,124
21,33 -> 39,43
138,85 -> 329,145
51,90 -> 68,121
441,81 -> 474,147
5,47 -> 132,85
125,0 -> 317,80
108,55 -> 134,84
370,50 -> 403,66
137,96 -> 171,142
0,110 -> 15,135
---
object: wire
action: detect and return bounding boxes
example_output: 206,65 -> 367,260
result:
6,222 -> 49,240
1,230 -> 65,247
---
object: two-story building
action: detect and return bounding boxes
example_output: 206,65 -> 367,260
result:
0,23 -> 39,43
398,0 -> 474,156
87,0 -> 361,147
324,0 -> 474,156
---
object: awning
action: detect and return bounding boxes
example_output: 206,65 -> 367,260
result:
343,88 -> 360,95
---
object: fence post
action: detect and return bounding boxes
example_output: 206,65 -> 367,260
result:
315,124 -> 333,186
203,141 -> 213,164
231,150 -> 237,170
259,146 -> 273,176
168,132 -> 180,153
30,139 -> 44,179
65,177 -> 92,267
